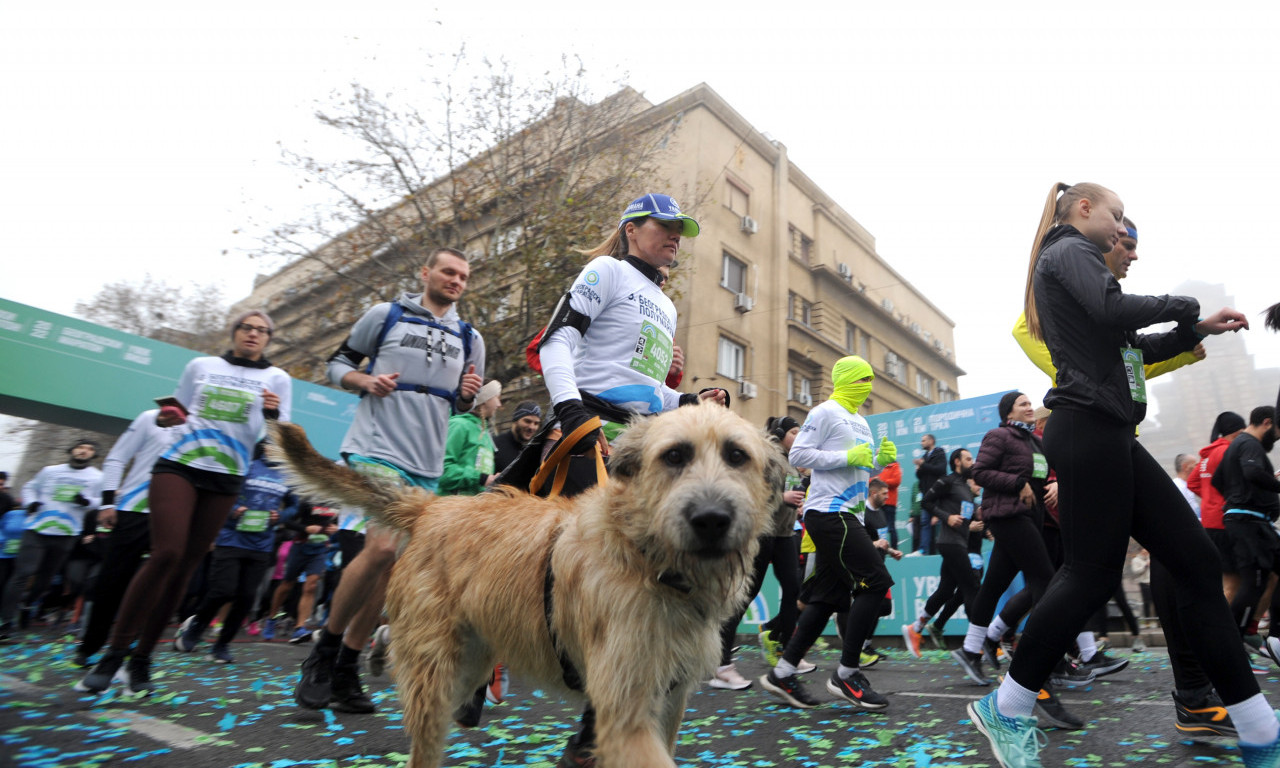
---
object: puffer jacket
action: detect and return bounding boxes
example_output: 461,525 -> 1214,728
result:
973,423 -> 1047,520
1035,225 -> 1201,426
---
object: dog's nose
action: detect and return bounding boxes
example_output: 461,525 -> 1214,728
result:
687,506 -> 732,545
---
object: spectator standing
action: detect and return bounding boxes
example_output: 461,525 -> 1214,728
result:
1173,453 -> 1202,520
440,381 -> 503,496
493,400 -> 541,473
913,434 -> 946,554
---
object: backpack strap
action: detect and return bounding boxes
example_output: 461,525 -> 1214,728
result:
363,303 -> 475,404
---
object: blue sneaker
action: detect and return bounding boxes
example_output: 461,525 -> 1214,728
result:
968,690 -> 1047,768
1240,713 -> 1280,768
207,644 -> 234,664
262,618 -> 277,641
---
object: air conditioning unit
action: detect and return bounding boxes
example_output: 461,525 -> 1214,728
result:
799,393 -> 813,407
734,292 -> 754,312
881,298 -> 895,313
740,215 -> 759,235
934,339 -> 945,351
739,380 -> 758,399
837,262 -> 852,280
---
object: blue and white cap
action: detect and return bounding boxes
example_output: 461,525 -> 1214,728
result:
618,193 -> 700,237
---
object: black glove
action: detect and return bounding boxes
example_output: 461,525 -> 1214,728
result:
73,493 -> 90,507
553,399 -> 601,455
26,502 -> 41,515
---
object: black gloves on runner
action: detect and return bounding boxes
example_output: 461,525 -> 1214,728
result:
553,399 -> 601,455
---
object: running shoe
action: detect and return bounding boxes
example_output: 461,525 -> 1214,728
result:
368,624 -> 392,677
1173,689 -> 1237,738
454,685 -> 486,728
1245,634 -> 1265,655
951,649 -> 991,686
288,626 -> 313,645
173,616 -> 201,653
246,620 -> 261,636
926,623 -> 947,651
709,663 -> 752,690
1076,650 -> 1128,677
1033,685 -> 1084,730
75,649 -> 127,693
1049,657 -> 1096,688
122,654 -> 153,696
968,689 -> 1047,768
795,659 -> 817,674
826,670 -> 889,710
295,645 -> 336,709
1264,636 -> 1280,669
759,631 -> 783,666
902,624 -> 924,659
1239,714 -> 1280,768
207,644 -> 235,664
262,618 -> 277,641
330,664 -> 375,713
486,664 -> 509,703
1131,637 -> 1146,653
860,650 -> 881,668
759,670 -> 821,708
983,637 -> 1004,670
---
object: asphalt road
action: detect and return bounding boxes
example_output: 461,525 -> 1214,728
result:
0,626 -> 1268,767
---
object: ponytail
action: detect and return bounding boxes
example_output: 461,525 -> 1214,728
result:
1023,181 -> 1116,340
579,220 -> 640,259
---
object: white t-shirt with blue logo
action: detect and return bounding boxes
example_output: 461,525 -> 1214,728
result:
789,400 -> 880,523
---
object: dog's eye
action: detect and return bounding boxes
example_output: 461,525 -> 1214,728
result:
723,445 -> 749,467
663,448 -> 688,467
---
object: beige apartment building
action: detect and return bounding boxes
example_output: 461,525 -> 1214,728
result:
234,83 -> 963,428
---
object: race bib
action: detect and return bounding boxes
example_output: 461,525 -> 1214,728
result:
1121,347 -> 1147,404
3,538 -> 20,556
968,552 -> 985,570
877,527 -> 890,541
629,321 -> 674,382
53,484 -> 82,503
307,533 -> 330,545
236,509 -> 271,533
1031,453 -> 1049,480
197,386 -> 255,423
960,501 -> 975,520
475,445 -> 495,475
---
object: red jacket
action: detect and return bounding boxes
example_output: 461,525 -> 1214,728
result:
879,462 -> 902,506
1189,437 -> 1232,530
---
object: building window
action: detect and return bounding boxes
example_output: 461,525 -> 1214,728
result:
788,225 -> 813,265
786,371 -> 813,404
727,180 -> 750,215
845,322 -> 858,353
938,382 -> 956,402
885,350 -> 905,382
718,337 -> 745,381
490,223 -> 523,256
860,332 -> 871,360
721,252 -> 748,293
916,372 -> 934,400
788,293 -> 812,326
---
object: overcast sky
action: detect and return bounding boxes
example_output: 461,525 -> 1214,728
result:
3,1 -> 1279,467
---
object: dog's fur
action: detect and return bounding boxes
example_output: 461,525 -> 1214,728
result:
270,403 -> 785,768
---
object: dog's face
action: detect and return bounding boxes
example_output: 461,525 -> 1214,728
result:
608,403 -> 785,563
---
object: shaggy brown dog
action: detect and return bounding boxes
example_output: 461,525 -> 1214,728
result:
270,403 -> 784,768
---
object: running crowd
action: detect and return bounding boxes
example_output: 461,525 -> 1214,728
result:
1,186 -> 1279,768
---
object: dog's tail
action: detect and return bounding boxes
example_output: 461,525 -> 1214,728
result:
268,421 -> 422,532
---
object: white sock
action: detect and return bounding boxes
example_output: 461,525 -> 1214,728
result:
964,624 -> 987,654
911,617 -> 927,633
995,674 -> 1040,719
1076,631 -> 1097,662
774,658 -> 797,678
837,664 -> 858,680
987,617 -> 1009,642
1230,693 -> 1280,745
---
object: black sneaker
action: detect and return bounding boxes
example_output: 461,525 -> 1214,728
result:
1076,650 -> 1128,677
1034,685 -> 1084,730
454,685 -> 486,728
76,648 -> 128,693
951,649 -> 991,686
759,670 -> 821,709
1049,657 -> 1097,688
123,654 -> 153,696
295,645 -> 336,709
825,670 -> 889,710
330,664 -> 375,713
72,647 -> 92,668
983,637 -> 1003,670
1173,689 -> 1237,738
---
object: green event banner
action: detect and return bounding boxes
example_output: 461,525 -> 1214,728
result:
0,297 -> 355,457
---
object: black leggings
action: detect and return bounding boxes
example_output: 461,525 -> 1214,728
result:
924,542 -> 981,619
1008,408 -> 1258,705
969,511 -> 1055,628
719,534 -> 801,665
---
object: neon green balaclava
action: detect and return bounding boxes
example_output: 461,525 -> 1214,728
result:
830,356 -> 875,414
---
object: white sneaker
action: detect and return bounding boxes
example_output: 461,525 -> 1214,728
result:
708,663 -> 752,690
795,659 -> 817,674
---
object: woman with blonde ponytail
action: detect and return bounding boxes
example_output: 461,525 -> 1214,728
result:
968,184 -> 1278,768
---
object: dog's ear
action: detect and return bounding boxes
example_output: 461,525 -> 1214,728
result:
762,437 -> 789,511
608,417 -> 650,479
